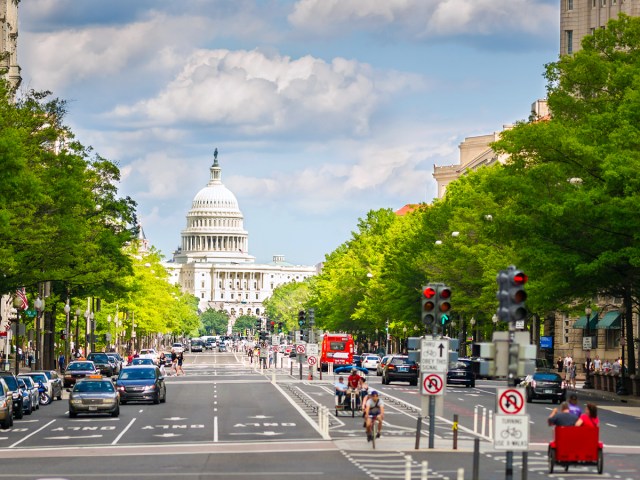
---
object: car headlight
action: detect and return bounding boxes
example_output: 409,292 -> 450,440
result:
70,399 -> 83,405
144,385 -> 157,392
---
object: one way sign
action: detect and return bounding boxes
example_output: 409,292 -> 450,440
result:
420,338 -> 449,373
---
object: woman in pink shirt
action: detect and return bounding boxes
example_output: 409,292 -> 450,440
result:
575,403 -> 599,428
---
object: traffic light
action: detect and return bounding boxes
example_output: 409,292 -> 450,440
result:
308,308 -> 315,327
278,322 -> 283,332
421,285 -> 436,330
255,318 -> 262,330
507,268 -> 528,321
496,266 -> 528,323
259,331 -> 267,341
435,285 -> 452,326
269,321 -> 275,332
298,310 -> 306,328
302,330 -> 309,342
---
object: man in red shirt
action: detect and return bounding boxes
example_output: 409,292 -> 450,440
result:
348,369 -> 361,390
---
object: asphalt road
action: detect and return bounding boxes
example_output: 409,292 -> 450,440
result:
0,351 -> 638,479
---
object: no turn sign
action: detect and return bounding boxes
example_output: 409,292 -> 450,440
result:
307,356 -> 317,366
496,388 -> 526,415
421,373 -> 445,396
296,344 -> 306,355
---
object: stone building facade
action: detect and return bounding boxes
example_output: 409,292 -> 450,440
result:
0,0 -> 20,91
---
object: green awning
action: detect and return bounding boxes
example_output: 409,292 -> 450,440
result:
596,311 -> 621,330
573,313 -> 598,329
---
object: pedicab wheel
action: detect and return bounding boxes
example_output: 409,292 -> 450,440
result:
597,449 -> 604,474
548,448 -> 555,474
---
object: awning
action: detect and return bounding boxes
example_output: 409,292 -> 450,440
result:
596,311 -> 621,330
573,313 -> 598,329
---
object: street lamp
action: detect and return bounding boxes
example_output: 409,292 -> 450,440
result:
89,311 -> 95,354
63,300 -> 71,369
34,296 -> 45,370
75,308 -> 82,357
402,326 -> 407,353
584,306 -> 593,389
470,317 -> 476,343
107,315 -> 112,351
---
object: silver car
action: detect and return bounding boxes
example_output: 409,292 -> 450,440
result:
68,378 -> 119,418
17,375 -> 39,411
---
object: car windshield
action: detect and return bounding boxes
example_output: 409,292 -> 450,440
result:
42,371 -> 53,380
140,350 -> 155,355
74,381 -> 115,393
131,358 -> 154,365
107,356 -> 117,362
28,374 -> 47,384
1,376 -> 17,390
19,377 -> 33,388
68,362 -> 94,371
534,373 -> 562,382
120,369 -> 156,380
450,361 -> 471,369
88,354 -> 108,362
390,357 -> 409,366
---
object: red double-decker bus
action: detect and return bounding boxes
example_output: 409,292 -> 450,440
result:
320,333 -> 354,371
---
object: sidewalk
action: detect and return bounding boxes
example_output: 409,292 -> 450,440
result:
566,380 -> 640,406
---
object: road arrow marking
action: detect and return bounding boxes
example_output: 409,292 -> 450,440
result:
44,435 -> 102,440
248,415 -> 272,419
163,417 -> 187,421
154,433 -> 182,438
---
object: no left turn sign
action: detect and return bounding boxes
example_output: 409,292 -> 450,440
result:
497,388 -> 526,415
307,356 -> 317,366
421,373 -> 445,396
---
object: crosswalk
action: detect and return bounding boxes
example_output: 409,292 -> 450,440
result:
342,451 -> 450,480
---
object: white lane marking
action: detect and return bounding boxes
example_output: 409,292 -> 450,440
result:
45,434 -> 102,440
605,423 -> 617,428
9,419 -> 56,448
214,416 -> 218,442
112,417 -> 137,445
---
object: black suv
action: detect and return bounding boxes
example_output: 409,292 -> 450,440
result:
87,353 -> 114,377
447,359 -> 475,388
381,355 -> 419,386
0,372 -> 23,419
525,371 -> 566,404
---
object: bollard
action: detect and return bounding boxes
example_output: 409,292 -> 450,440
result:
473,405 -> 478,434
522,452 -> 528,480
488,410 -> 493,440
481,407 -> 487,437
272,369 -> 276,384
472,437 -> 480,480
421,461 -> 429,480
405,455 -> 412,480
414,416 -> 422,450
457,468 -> 464,480
452,414 -> 458,450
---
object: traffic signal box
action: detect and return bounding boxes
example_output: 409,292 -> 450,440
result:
298,310 -> 306,328
421,285 -> 436,330
435,285 -> 452,326
496,266 -> 528,323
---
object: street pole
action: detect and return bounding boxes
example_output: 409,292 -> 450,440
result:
64,299 -> 71,370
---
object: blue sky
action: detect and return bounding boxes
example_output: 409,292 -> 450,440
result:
18,0 -> 559,266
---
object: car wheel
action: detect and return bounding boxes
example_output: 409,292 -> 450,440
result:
120,399 -> 127,405
160,389 -> 167,403
69,410 -> 77,418
410,379 -> 418,386
111,407 -> 120,418
153,392 -> 160,405
14,405 -> 23,420
470,382 -> 476,388
552,398 -> 558,405
1,415 -> 10,429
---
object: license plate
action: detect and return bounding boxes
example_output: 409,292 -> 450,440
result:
88,406 -> 97,411
544,389 -> 553,394
398,367 -> 408,372
457,372 -> 465,376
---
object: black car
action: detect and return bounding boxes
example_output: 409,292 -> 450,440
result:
381,355 -> 419,386
352,355 -> 362,367
525,371 -> 566,404
116,366 -> 166,404
87,353 -> 114,377
447,359 -> 475,388
0,372 -> 23,419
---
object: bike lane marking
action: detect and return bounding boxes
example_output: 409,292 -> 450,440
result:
9,419 -> 56,448
112,417 -> 137,445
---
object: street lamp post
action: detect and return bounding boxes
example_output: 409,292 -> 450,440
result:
34,296 -> 45,370
107,315 -> 112,351
63,300 -> 71,370
402,326 -> 407,353
75,308 -> 82,357
84,309 -> 90,356
583,306 -> 593,389
470,317 -> 476,343
90,311 -> 95,354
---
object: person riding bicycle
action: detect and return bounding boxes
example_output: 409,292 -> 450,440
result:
364,390 -> 384,442
347,368 -> 361,390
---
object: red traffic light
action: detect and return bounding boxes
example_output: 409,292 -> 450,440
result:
439,287 -> 451,299
512,272 -> 528,285
423,287 -> 436,299
270,321 -> 275,326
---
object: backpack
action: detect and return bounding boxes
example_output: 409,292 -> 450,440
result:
369,399 -> 381,416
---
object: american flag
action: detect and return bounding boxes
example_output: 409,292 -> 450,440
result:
15,287 -> 28,310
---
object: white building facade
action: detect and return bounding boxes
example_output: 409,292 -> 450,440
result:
163,151 -> 318,317
0,0 -> 21,91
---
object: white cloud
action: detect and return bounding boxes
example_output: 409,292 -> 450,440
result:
289,0 -> 557,39
109,49 -> 424,136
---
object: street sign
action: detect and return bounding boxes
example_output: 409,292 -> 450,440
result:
421,372 -> 445,396
306,343 -> 319,356
515,320 -> 525,330
295,344 -> 306,355
493,414 -> 529,451
25,309 -> 36,318
307,356 -> 317,366
272,345 -> 280,353
583,336 -> 593,350
496,388 -> 526,415
420,338 -> 449,373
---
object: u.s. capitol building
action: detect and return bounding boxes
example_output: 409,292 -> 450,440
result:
163,151 -> 318,318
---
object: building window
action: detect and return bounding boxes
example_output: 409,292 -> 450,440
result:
567,0 -> 573,10
605,329 -> 620,349
201,281 -> 205,288
601,0 -> 606,6
256,294 -> 259,300
566,30 -> 573,54
231,294 -> 234,299
201,293 -> 204,299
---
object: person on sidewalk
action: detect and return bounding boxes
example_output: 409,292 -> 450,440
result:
58,353 -> 66,372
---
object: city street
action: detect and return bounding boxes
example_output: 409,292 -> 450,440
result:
0,351 -> 639,479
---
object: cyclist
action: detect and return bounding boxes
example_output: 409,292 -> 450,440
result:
364,390 -> 384,442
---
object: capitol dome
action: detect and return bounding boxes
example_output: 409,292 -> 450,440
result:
173,150 -> 254,264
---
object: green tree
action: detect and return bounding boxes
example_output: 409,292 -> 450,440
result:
233,315 -> 257,334
263,280 -> 311,333
200,309 -> 230,336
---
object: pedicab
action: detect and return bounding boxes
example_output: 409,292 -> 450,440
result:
334,366 -> 368,417
548,426 -> 603,474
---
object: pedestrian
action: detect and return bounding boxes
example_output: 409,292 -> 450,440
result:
58,353 -> 66,372
248,347 -> 253,364
176,350 -> 184,376
563,354 -> 573,381
556,356 -> 563,373
575,403 -> 599,428
593,355 -> 601,372
569,361 -> 577,389
170,348 -> 178,375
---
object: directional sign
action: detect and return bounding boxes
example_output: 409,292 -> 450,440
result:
296,344 -> 306,354
307,355 -> 317,366
420,338 -> 449,373
496,388 -> 526,415
493,414 -> 529,451
421,372 -> 445,396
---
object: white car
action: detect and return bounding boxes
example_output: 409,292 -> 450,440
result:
171,342 -> 185,354
138,348 -> 159,364
362,354 -> 381,370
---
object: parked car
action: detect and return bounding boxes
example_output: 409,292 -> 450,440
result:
63,361 -> 100,388
525,371 -> 566,404
107,354 -> 122,376
381,355 -> 419,386
0,372 -> 23,419
17,375 -> 39,412
205,339 -> 216,350
446,359 -> 475,388
42,370 -> 64,400
16,377 -> 35,415
0,378 -> 14,429
377,355 -> 392,376
116,366 -> 166,404
218,344 -> 227,352
87,352 -> 115,377
361,355 -> 381,370
68,377 -> 119,418
20,372 -> 54,401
